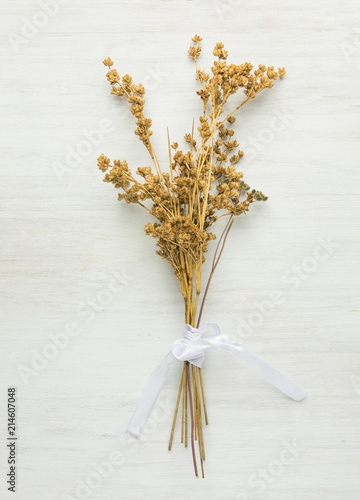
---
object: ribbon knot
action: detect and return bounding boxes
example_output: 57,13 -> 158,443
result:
126,322 -> 307,438
172,324 -> 207,367
182,324 -> 202,342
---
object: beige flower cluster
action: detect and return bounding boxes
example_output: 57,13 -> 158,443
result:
98,35 -> 285,325
99,37 -> 286,476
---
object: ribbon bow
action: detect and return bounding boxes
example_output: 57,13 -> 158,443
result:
126,323 -> 307,437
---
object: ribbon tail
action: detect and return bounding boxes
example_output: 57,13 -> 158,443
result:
226,344 -> 307,401
126,352 -> 179,438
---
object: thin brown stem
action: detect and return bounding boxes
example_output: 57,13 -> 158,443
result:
196,367 -> 205,465
192,364 -> 197,441
212,215 -> 234,270
196,390 -> 205,476
185,364 -> 188,447
213,215 -> 235,269
181,366 -> 185,444
199,368 -> 208,425
168,365 -> 185,451
196,215 -> 235,328
186,362 -> 198,478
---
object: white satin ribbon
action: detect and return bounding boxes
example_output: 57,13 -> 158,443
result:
126,323 -> 307,437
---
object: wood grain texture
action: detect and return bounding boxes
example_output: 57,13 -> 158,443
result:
0,1 -> 359,499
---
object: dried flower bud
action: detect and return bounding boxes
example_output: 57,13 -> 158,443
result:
102,57 -> 113,67
278,67 -> 286,79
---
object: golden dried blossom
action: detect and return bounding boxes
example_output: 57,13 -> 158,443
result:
278,67 -> 286,79
98,36 -> 285,325
102,57 -> 113,67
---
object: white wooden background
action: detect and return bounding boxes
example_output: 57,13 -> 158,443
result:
1,1 -> 360,499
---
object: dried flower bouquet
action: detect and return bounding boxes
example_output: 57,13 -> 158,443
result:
98,35 -> 305,478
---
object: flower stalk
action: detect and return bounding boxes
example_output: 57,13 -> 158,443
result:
98,35 -> 286,477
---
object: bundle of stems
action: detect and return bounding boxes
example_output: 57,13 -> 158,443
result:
98,35 -> 285,477
168,214 -> 234,478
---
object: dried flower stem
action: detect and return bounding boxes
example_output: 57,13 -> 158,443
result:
184,367 -> 188,447
186,362 -> 198,477
181,368 -> 185,444
99,36 -> 286,477
168,365 -> 185,451
199,368 -> 208,425
196,215 -> 235,328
